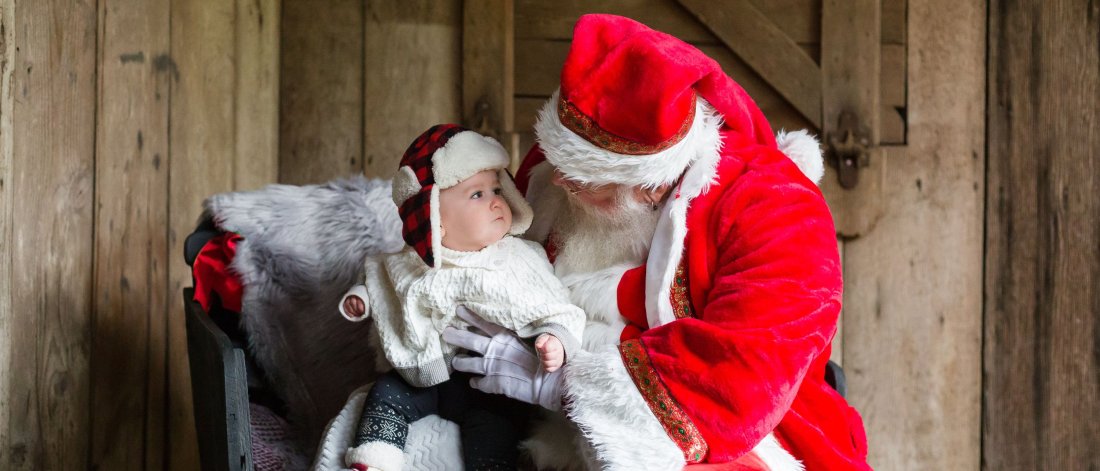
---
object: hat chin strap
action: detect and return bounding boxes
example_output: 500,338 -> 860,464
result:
534,90 -> 724,190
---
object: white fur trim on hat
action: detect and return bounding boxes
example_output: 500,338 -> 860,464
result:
431,131 -> 511,189
534,90 -> 724,189
776,129 -> 825,184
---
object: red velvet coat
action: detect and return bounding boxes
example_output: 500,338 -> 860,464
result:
517,131 -> 871,470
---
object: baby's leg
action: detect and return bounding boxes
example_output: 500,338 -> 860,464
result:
348,372 -> 439,471
438,375 -> 535,470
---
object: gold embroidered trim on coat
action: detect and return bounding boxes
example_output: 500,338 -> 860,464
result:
557,94 -> 696,155
670,261 -> 694,319
619,339 -> 708,463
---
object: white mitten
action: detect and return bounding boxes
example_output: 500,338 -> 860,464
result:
338,284 -> 371,322
443,306 -> 565,411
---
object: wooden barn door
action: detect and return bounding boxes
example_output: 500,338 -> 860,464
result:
474,1 -> 986,469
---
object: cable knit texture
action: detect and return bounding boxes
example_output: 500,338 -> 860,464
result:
353,236 -> 585,387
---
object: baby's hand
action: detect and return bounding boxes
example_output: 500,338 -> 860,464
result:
343,295 -> 366,318
535,334 -> 565,372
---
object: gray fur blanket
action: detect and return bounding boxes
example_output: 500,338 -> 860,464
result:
202,176 -> 404,448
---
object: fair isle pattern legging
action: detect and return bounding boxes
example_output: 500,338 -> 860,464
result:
354,371 -> 533,470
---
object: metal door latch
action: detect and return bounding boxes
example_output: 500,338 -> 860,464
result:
826,110 -> 872,189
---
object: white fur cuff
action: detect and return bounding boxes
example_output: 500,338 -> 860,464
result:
338,284 -> 371,322
563,347 -> 685,470
346,441 -> 404,471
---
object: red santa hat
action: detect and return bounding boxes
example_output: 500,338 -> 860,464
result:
392,124 -> 533,268
534,14 -> 823,188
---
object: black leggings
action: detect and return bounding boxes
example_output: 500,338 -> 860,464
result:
354,371 -> 533,470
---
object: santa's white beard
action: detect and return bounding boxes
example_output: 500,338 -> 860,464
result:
551,187 -> 659,277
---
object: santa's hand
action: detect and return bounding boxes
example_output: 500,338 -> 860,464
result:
443,306 -> 565,411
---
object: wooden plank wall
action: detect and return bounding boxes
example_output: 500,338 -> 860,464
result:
984,1 -> 1100,469
278,0 -> 462,183
363,0 -> 462,179
0,0 -> 279,469
842,0 -> 985,469
512,0 -> 907,154
1,1 -> 97,469
279,0 -> 364,185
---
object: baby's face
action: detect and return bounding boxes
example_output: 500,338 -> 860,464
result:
438,169 -> 513,251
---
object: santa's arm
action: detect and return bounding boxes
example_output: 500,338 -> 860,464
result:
628,163 -> 841,462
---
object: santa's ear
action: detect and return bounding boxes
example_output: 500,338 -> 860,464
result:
635,183 -> 674,207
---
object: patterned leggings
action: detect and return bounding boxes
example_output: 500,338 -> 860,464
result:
354,371 -> 533,470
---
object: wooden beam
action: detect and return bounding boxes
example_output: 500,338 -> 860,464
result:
678,0 -> 822,128
822,0 -> 881,144
819,0 -> 883,237
91,0 -> 171,470
984,0 -> 1100,468
4,0 -> 97,469
463,0 -> 516,164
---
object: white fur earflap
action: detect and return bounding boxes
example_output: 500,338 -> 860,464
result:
391,165 -> 423,206
534,90 -> 724,189
497,168 -> 534,236
775,129 -> 824,184
431,131 -> 510,189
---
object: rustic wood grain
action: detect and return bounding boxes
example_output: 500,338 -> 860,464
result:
679,0 -> 823,128
881,43 -> 907,144
4,1 -> 97,469
90,1 -> 171,470
464,0 -> 517,164
364,0 -> 462,179
882,0 -> 907,45
516,0 -> 820,45
0,1 -> 14,467
841,0 -> 985,468
820,0 -> 882,236
984,1 -> 1100,469
235,0 -> 279,189
279,0 -> 363,184
168,0 -> 237,469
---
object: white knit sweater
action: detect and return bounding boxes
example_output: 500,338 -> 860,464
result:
340,236 -> 585,387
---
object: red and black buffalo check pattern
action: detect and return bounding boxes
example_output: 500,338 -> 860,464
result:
396,124 -> 470,267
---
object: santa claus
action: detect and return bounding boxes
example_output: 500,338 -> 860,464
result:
443,14 -> 871,470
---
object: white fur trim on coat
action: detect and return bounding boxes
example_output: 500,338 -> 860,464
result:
645,133 -> 723,328
534,90 -> 725,189
754,433 -> 806,471
558,264 -> 632,325
775,129 -> 824,184
564,348 -> 804,470
563,347 -> 687,470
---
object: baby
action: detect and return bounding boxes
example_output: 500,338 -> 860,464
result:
337,124 -> 585,471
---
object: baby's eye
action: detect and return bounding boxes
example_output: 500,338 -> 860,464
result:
493,187 -> 503,195
470,191 -> 483,199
